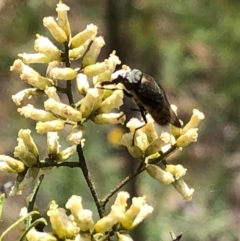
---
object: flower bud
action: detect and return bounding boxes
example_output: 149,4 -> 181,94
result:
47,203 -> 79,239
18,53 -> 50,64
170,105 -> 182,138
120,196 -> 153,230
57,145 -> 76,162
0,155 -> 25,173
18,104 -> 57,122
93,70 -> 111,85
69,40 -> 91,60
146,164 -> 174,185
26,228 -> 57,241
82,36 -> 105,67
108,51 -> 121,71
176,128 -> 198,148
49,67 -> 78,80
14,139 -> 38,167
172,178 -> 194,200
36,120 -> 65,134
11,59 -> 52,90
98,90 -> 124,113
114,191 -> 130,208
56,2 -> 71,39
117,233 -> 134,241
92,112 -> 126,125
34,35 -> 62,60
182,109 -> 205,134
145,138 -> 166,157
83,61 -> 109,77
76,73 -> 89,95
129,204 -> 153,229
47,132 -> 60,157
118,133 -> 144,158
66,125 -> 85,145
94,206 -> 124,233
19,129 -> 38,156
43,17 -> 68,43
165,164 -> 187,180
70,24 -> 98,48
74,209 -> 94,231
125,118 -> 150,152
44,98 -> 82,122
12,88 -> 41,106
79,88 -> 104,118
46,61 -> 62,78
66,195 -> 83,215
45,86 -> 61,102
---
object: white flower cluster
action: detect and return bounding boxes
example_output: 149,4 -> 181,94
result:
23,192 -> 153,241
119,108 -> 204,200
1,1 -> 125,195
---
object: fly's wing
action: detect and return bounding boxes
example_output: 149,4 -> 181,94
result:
136,73 -> 181,128
169,106 -> 182,128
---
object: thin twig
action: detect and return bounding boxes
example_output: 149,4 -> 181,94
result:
76,144 -> 104,218
101,145 -> 178,208
63,42 -> 75,106
38,161 -> 79,168
101,162 -> 145,208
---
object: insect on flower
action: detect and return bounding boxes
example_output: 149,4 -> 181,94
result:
99,69 -> 182,144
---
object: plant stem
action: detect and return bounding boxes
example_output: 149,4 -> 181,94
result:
76,144 -> 104,218
101,162 -> 145,208
64,42 -> 75,106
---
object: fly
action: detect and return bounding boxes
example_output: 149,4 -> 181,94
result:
99,69 -> 181,144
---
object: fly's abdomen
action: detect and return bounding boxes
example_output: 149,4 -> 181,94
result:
146,103 -> 181,128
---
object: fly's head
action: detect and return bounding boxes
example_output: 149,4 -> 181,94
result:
102,69 -> 143,91
119,69 -> 143,90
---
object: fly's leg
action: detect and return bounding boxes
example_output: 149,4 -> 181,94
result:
132,105 -> 148,146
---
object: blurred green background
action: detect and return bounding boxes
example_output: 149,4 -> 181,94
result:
1,0 -> 240,240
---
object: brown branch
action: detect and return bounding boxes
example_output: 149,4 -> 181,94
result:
101,162 -> 145,208
76,144 -> 104,218
38,161 -> 79,168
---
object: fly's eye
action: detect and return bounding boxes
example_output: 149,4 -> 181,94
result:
126,69 -> 142,84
